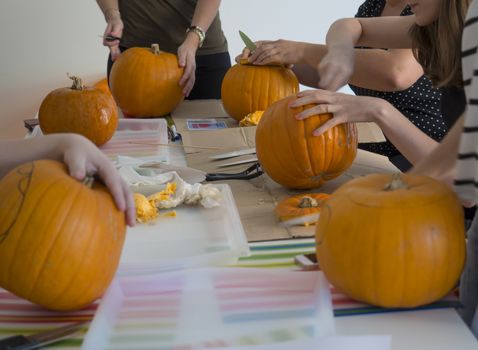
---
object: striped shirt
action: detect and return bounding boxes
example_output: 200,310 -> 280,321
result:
454,0 -> 478,201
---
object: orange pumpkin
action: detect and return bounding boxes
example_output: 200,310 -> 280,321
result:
109,44 -> 184,117
39,75 -> 118,146
316,173 -> 466,308
94,77 -> 112,96
221,59 -> 299,121
0,160 -> 126,311
255,95 -> 357,189
275,193 -> 330,226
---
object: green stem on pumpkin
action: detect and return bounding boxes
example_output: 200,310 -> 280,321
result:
298,196 -> 319,208
383,173 -> 409,191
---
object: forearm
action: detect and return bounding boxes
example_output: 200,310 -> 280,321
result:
372,99 -> 439,165
410,115 -> 464,184
96,0 -> 120,21
294,44 -> 423,91
350,49 -> 424,91
0,135 -> 68,179
191,0 -> 221,31
325,18 -> 361,59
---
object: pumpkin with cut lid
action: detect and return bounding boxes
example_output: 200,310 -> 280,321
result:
275,193 -> 330,226
110,44 -> 184,117
316,173 -> 466,308
221,59 -> 299,121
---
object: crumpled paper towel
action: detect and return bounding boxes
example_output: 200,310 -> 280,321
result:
116,156 -> 221,209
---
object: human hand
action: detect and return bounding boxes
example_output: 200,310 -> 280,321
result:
61,134 -> 135,227
235,47 -> 251,63
317,45 -> 354,91
177,35 -> 198,97
247,39 -> 299,66
103,10 -> 123,61
289,89 -> 382,136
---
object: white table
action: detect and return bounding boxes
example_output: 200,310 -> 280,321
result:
170,100 -> 478,350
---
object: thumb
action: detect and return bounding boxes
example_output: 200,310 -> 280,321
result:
65,155 -> 87,181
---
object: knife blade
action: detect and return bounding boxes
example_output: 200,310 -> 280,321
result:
0,321 -> 88,350
239,30 -> 257,51
209,147 -> 256,160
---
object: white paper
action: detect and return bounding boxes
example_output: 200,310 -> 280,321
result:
211,336 -> 392,350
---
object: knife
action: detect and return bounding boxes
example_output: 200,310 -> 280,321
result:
139,162 -> 263,182
239,30 -> 257,51
0,321 -> 88,350
209,147 -> 256,160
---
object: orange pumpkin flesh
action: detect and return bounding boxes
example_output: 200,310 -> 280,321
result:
316,173 -> 466,308
110,44 -> 184,117
0,160 -> 126,311
275,193 -> 330,226
39,76 -> 118,146
255,95 -> 357,189
221,59 -> 299,121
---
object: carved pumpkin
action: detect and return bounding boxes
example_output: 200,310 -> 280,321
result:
316,173 -> 466,308
255,95 -> 357,189
39,76 -> 118,146
221,59 -> 299,121
109,44 -> 184,117
275,193 -> 330,226
0,160 -> 126,311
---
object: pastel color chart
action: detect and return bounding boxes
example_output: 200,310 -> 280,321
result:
82,268 -> 334,350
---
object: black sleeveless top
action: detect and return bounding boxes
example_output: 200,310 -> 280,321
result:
351,0 -> 449,170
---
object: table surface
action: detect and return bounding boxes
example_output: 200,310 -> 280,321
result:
14,100 -> 478,349
169,100 -> 478,349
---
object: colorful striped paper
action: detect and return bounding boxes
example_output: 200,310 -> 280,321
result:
0,238 -> 460,349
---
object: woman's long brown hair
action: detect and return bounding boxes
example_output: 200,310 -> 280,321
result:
409,0 -> 472,87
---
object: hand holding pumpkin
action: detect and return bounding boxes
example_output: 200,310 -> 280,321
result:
290,90 -> 388,136
60,134 -> 136,227
247,39 -> 301,66
177,34 -> 199,96
0,134 -> 135,227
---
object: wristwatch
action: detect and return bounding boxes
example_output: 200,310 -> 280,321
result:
186,25 -> 206,48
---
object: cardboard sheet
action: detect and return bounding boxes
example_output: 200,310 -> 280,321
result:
172,100 -> 395,241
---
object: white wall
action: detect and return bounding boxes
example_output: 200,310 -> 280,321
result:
0,0 -> 363,139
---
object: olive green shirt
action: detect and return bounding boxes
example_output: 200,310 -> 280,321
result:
119,0 -> 228,56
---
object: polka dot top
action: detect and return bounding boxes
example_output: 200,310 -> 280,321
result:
350,0 -> 447,160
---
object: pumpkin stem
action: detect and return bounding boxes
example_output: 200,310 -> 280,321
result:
298,196 -> 319,208
151,43 -> 161,55
82,175 -> 95,188
67,73 -> 84,91
383,173 -> 409,191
